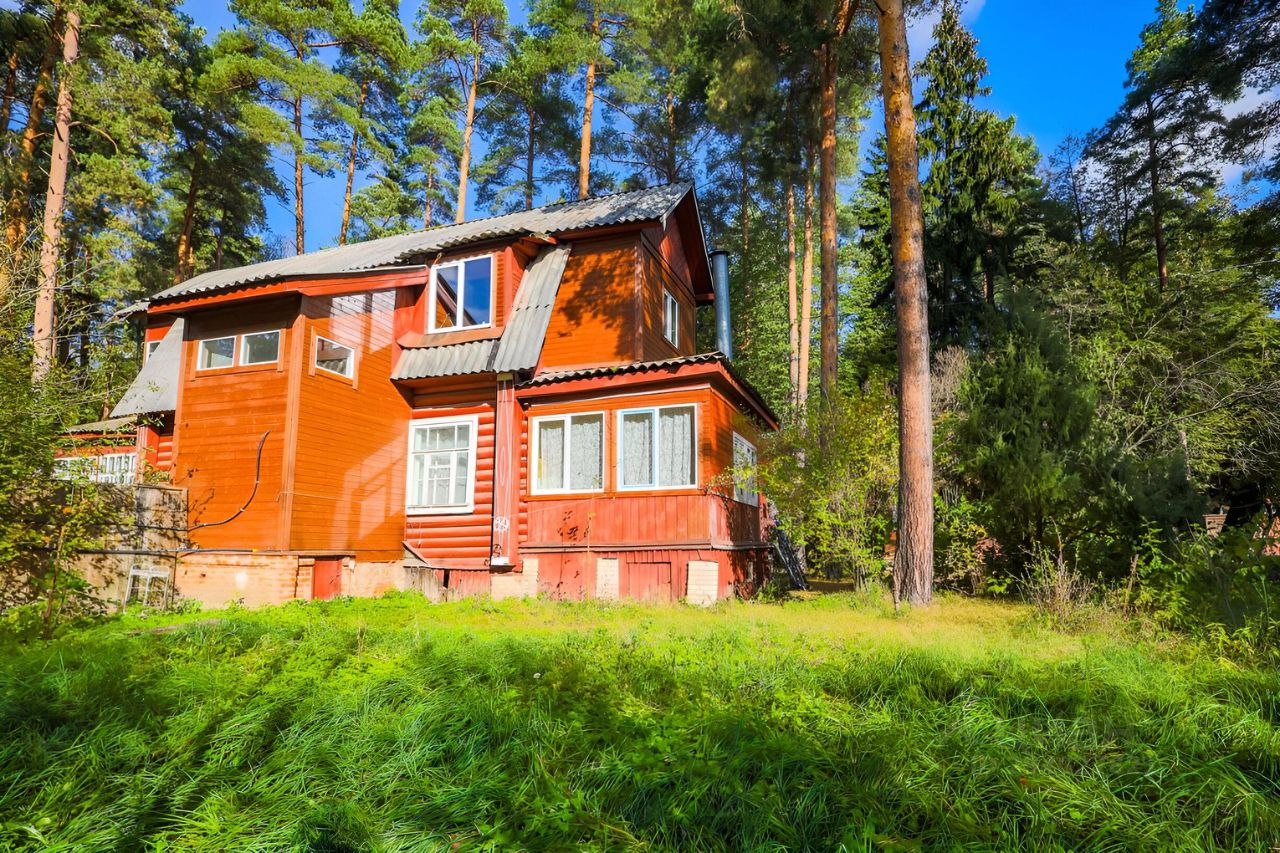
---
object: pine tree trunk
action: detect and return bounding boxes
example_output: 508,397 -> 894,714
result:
5,9 -> 60,251
456,52 -> 480,223
664,78 -> 677,181
425,165 -> 435,227
786,183 -> 799,408
577,57 -> 596,200
798,155 -> 815,409
339,81 -> 369,245
818,39 -> 839,401
878,0 -> 934,606
0,46 -> 19,132
525,106 -> 536,210
1144,98 -> 1168,291
33,9 -> 78,382
293,96 -> 304,254
174,147 -> 202,283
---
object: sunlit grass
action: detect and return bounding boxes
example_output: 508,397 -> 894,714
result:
2,591 -> 1277,850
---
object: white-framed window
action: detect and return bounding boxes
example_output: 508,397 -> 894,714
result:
126,566 -> 170,608
429,254 -> 494,332
732,432 -> 759,506
531,412 -> 605,494
617,404 -> 697,490
240,330 -> 281,365
663,289 -> 679,346
197,335 -> 236,370
144,340 -> 161,361
407,415 -> 478,513
53,452 -> 137,485
197,331 -> 282,370
315,335 -> 354,378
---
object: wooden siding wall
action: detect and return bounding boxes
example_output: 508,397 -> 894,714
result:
289,290 -> 410,560
638,237 -> 696,361
174,298 -> 298,550
404,379 -> 497,567
539,235 -> 640,370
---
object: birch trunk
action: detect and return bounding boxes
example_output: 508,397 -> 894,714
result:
33,9 -> 79,381
877,0 -> 934,606
1145,98 -> 1168,291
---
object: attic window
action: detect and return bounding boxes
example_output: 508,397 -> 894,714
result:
430,255 -> 493,332
663,289 -> 679,346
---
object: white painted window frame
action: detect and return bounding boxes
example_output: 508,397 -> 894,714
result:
126,565 -> 171,607
240,330 -> 281,366
196,335 -> 237,371
314,334 -> 356,379
144,340 -> 161,361
732,432 -> 759,506
663,288 -> 679,346
530,411 -> 606,495
615,403 -> 699,491
427,253 -> 496,333
406,413 -> 480,515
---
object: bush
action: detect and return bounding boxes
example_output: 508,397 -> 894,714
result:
1022,544 -> 1096,629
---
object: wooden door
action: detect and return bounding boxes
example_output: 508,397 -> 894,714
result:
312,557 -> 343,600
626,561 -> 673,602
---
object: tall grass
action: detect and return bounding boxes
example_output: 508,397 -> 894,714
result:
1,593 -> 1278,850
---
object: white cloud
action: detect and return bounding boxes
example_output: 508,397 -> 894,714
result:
906,0 -> 987,68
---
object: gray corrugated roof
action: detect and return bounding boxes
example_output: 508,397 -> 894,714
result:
524,352 -> 725,386
66,414 -> 137,434
111,319 -> 184,416
492,244 -> 572,372
151,183 -> 691,304
392,245 -> 572,380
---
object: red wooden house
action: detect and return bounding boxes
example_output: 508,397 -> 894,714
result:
85,183 -> 775,607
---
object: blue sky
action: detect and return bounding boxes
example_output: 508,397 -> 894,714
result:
179,0 -> 1162,250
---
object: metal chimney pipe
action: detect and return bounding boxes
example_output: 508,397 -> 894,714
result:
709,249 -> 733,360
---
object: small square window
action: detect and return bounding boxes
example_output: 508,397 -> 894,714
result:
144,340 -> 161,361
315,336 -> 354,378
126,567 -> 170,608
198,336 -> 235,370
241,330 -> 280,365
663,290 -> 679,346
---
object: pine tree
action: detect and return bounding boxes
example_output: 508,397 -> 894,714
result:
423,0 -> 506,223
474,27 -> 575,212
1089,0 -> 1222,291
213,0 -> 361,254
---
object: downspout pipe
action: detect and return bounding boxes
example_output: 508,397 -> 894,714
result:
709,249 -> 733,360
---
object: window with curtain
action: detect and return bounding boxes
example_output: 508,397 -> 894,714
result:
430,255 -> 493,331
733,432 -> 759,505
408,418 -> 476,511
618,404 -> 696,489
533,413 -> 603,493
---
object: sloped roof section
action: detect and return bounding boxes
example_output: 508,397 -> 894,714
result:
392,244 -> 572,381
111,319 -> 184,417
150,183 -> 691,304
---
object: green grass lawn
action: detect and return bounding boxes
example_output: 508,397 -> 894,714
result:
2,592 -> 1278,851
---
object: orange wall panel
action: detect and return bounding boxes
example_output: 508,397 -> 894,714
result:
289,290 -> 410,559
539,236 -> 639,371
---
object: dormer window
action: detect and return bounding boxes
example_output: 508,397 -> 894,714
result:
663,289 -> 679,346
429,255 -> 493,332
